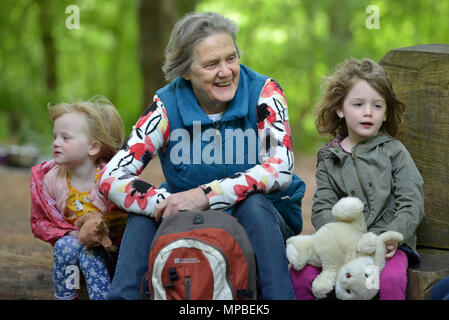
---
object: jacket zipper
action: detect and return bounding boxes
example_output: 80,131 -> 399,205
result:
351,148 -> 371,215
185,276 -> 191,300
215,121 -> 225,179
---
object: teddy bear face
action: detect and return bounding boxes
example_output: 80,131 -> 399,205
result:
335,256 -> 379,300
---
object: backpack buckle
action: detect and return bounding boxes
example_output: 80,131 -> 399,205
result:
193,214 -> 204,224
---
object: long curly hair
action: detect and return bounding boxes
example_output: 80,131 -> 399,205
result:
314,58 -> 406,138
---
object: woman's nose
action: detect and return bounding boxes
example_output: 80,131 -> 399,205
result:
217,63 -> 232,78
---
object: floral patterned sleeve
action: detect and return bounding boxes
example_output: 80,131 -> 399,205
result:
200,79 -> 294,210
99,97 -> 172,217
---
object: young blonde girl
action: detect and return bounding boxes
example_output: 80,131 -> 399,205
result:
30,96 -> 125,300
290,58 -> 424,300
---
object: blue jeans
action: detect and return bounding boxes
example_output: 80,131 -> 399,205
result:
108,193 -> 295,300
431,276 -> 449,300
53,236 -> 110,300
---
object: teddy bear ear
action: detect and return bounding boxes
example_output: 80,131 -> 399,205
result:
96,220 -> 107,233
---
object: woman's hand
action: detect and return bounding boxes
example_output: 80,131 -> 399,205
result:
153,187 -> 210,222
385,240 -> 399,259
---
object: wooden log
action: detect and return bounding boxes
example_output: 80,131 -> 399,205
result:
406,248 -> 449,300
0,250 -> 54,299
379,44 -> 449,249
0,250 -> 88,300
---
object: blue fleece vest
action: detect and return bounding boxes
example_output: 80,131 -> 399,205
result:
156,64 -> 305,234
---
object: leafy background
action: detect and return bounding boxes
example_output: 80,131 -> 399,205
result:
0,0 -> 448,156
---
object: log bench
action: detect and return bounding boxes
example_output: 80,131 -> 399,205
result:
0,250 -> 89,300
380,44 -> 449,300
0,251 -> 54,300
407,248 -> 449,300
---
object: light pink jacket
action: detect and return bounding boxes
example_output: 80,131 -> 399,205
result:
30,160 -> 107,246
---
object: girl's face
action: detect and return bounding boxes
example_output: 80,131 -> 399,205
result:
52,112 -> 96,168
183,32 -> 240,114
337,79 -> 387,144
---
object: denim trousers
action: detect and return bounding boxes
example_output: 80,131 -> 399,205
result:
53,235 -> 110,300
431,276 -> 449,300
108,193 -> 295,300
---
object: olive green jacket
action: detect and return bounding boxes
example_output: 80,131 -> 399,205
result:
311,133 -> 424,254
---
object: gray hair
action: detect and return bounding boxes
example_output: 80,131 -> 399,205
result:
162,11 -> 240,82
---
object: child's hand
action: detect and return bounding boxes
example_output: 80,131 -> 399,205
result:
68,230 -> 80,238
385,240 -> 399,259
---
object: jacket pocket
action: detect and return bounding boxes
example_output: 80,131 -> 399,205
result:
375,207 -> 396,227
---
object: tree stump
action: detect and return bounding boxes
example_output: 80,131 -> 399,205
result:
380,44 -> 449,250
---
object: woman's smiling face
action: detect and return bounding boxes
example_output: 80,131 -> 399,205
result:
183,32 -> 240,114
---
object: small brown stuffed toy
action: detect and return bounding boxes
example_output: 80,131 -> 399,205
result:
74,211 -> 113,251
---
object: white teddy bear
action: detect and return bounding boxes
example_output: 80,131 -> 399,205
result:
335,230 -> 403,300
286,196 -> 403,300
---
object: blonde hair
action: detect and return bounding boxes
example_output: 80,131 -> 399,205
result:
48,95 -> 125,162
314,58 -> 406,138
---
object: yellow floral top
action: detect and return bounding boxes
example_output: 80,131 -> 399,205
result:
64,167 -> 101,224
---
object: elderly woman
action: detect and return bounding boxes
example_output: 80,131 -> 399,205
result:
101,11 -> 305,300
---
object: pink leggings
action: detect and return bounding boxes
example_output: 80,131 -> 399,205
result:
290,249 -> 408,300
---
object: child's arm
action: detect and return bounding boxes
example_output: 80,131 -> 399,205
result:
30,166 -> 77,246
377,142 -> 424,240
30,205 -> 74,245
311,159 -> 340,230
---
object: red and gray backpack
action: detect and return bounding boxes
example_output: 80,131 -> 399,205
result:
142,210 -> 257,300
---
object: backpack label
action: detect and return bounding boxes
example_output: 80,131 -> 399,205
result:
174,257 -> 201,264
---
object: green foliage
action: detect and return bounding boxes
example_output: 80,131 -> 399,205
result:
197,0 -> 449,153
0,0 -> 448,155
0,0 -> 141,151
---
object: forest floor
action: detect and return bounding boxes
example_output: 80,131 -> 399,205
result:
0,153 -> 316,299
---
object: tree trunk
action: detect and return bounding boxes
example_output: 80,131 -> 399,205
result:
138,0 -> 196,111
380,44 -> 449,249
37,0 -> 56,93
